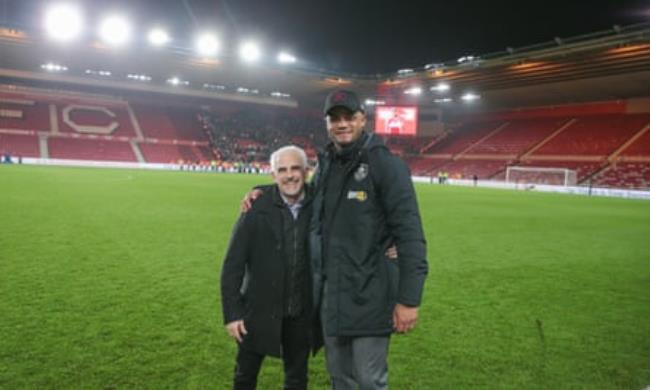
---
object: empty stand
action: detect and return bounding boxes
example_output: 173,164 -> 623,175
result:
591,162 -> 650,189
132,104 -> 180,140
532,114 -> 650,156
57,105 -> 138,138
0,100 -> 51,132
48,137 -> 136,162
436,159 -> 510,179
384,135 -> 434,155
425,122 -> 504,155
466,118 -> 569,156
402,156 -> 448,176
620,124 -> 650,157
139,143 -> 188,163
0,133 -> 40,157
134,104 -> 207,141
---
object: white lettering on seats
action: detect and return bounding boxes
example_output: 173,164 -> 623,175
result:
62,105 -> 119,135
0,109 -> 23,118
0,99 -> 33,122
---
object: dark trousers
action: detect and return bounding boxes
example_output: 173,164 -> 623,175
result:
233,316 -> 310,390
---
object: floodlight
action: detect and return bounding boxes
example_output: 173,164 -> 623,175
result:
364,99 -> 386,106
148,28 -> 170,46
196,33 -> 220,57
99,15 -> 131,46
271,91 -> 291,98
44,3 -> 83,42
127,74 -> 151,82
277,51 -> 296,64
404,87 -> 422,96
85,69 -> 111,76
240,41 -> 261,62
461,92 -> 481,102
434,98 -> 453,103
431,82 -> 450,92
166,77 -> 189,86
41,62 -> 68,72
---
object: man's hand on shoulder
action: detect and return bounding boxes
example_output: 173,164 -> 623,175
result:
240,189 -> 264,212
393,303 -> 418,334
225,320 -> 248,343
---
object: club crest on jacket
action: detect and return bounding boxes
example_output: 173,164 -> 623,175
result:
354,163 -> 369,181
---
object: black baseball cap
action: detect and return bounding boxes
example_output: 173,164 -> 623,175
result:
324,90 -> 365,115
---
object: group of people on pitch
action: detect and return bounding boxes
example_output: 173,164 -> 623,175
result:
220,90 -> 429,390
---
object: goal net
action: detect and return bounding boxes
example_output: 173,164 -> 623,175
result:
505,166 -> 577,187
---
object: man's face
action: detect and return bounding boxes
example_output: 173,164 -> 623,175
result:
272,151 -> 307,201
325,107 -> 366,148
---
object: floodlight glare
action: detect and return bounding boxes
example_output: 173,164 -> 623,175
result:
461,92 -> 481,102
434,98 -> 453,103
196,33 -> 220,57
277,51 -> 296,64
240,41 -> 261,62
431,82 -> 450,92
44,3 -> 83,42
41,62 -> 68,72
148,28 -> 170,46
404,87 -> 422,96
99,15 -> 131,46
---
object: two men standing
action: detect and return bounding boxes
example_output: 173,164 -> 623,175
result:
221,90 -> 428,389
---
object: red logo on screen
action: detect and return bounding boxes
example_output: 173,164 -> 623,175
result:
333,92 -> 347,102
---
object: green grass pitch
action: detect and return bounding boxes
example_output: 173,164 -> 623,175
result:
1,164 -> 649,389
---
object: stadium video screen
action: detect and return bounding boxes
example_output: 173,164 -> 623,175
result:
375,106 -> 418,136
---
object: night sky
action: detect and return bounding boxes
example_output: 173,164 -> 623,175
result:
3,0 -> 649,74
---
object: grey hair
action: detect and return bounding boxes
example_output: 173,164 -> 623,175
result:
270,145 -> 308,173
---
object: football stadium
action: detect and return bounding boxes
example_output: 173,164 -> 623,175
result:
1,1 -> 650,389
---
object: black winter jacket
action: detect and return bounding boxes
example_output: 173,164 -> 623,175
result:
310,132 -> 428,337
221,185 -> 319,357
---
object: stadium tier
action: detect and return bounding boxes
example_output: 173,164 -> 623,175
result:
0,88 -> 215,163
3,86 -> 650,189
591,162 -> 650,188
423,121 -> 504,155
619,125 -> 650,157
530,114 -> 650,156
48,137 -> 137,162
384,135 -> 435,155
0,133 -> 40,157
465,118 -> 569,156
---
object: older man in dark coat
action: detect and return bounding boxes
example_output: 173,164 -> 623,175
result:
220,145 -> 317,390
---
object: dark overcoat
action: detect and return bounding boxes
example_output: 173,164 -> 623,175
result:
310,133 -> 428,337
220,186 -> 320,357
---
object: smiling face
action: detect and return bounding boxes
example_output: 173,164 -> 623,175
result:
271,149 -> 307,203
325,106 -> 366,149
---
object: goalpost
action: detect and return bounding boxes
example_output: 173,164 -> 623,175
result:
505,166 -> 578,187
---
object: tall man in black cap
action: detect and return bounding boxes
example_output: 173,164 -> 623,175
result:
309,90 -> 428,389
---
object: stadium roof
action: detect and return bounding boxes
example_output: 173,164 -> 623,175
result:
1,9 -> 649,113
